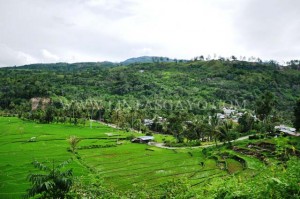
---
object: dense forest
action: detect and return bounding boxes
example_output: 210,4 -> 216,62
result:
0,58 -> 300,143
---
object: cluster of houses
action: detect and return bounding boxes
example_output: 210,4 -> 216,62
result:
143,117 -> 166,127
217,107 -> 257,123
218,107 -> 299,137
130,107 -> 299,144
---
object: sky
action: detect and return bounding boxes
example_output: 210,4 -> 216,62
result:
0,0 -> 299,67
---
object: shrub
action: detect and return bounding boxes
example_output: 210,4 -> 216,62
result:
165,140 -> 201,147
26,160 -> 73,199
125,134 -> 136,140
67,136 -> 81,153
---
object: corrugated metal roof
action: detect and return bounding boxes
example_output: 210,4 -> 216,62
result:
138,136 -> 154,140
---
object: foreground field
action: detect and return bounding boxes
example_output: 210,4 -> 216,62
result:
0,117 -> 230,198
0,117 -> 299,198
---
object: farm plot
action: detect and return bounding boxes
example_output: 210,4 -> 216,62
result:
78,144 -> 228,190
0,117 -> 248,198
0,117 -> 126,198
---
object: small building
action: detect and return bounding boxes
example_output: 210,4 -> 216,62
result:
157,117 -> 166,123
143,119 -> 154,126
131,136 -> 154,143
217,113 -> 225,119
223,107 -> 235,116
275,125 -> 299,136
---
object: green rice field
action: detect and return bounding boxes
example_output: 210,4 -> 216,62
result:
0,117 -> 248,198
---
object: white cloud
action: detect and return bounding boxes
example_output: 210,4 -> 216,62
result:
0,44 -> 37,67
41,49 -> 60,62
0,0 -> 299,67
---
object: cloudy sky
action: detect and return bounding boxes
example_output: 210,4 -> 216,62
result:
0,0 -> 299,67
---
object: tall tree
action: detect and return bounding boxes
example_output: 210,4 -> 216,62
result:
167,112 -> 189,143
44,106 -> 55,124
208,115 -> 220,146
218,120 -> 237,144
294,98 -> 300,131
255,92 -> 275,121
238,112 -> 254,133
111,109 -> 125,129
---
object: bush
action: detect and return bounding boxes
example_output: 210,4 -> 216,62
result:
77,144 -> 116,150
249,129 -> 257,134
125,134 -> 136,140
165,140 -> 201,147
26,160 -> 73,199
145,132 -> 153,136
249,134 -> 264,140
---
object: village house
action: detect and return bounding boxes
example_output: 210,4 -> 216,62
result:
275,125 -> 299,136
131,136 -> 154,144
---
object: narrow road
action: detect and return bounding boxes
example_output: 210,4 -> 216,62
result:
148,135 -> 250,150
91,119 -> 250,150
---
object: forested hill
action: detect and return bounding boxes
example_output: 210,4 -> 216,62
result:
0,59 -> 300,122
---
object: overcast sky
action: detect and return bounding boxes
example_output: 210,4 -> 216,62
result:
0,0 -> 299,67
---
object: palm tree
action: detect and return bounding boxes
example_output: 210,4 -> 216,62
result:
219,120 -> 235,145
129,108 -> 137,129
134,118 -> 143,133
111,109 -> 125,129
69,101 -> 79,125
67,135 -> 81,153
26,159 -> 73,199
208,115 -> 220,147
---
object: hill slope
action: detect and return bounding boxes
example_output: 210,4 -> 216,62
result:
0,60 -> 299,122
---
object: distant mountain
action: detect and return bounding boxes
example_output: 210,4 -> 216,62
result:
121,56 -> 188,65
7,56 -> 189,69
15,61 -> 117,71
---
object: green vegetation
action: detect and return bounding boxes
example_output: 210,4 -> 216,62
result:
26,160 -> 73,199
0,59 -> 300,198
67,136 -> 81,153
0,60 -> 299,123
0,117 -> 299,198
294,98 -> 300,131
0,59 -> 299,144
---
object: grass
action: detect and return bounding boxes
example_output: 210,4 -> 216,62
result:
2,117 -> 294,198
0,117 -> 91,198
0,117 -> 224,198
226,159 -> 243,174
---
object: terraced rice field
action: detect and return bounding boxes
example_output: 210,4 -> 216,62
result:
0,117 -> 245,198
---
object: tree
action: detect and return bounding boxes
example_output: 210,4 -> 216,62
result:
167,112 -> 189,143
218,120 -> 238,144
26,160 -> 73,199
69,101 -> 79,125
231,55 -> 237,61
183,118 -> 209,141
128,108 -> 137,129
238,112 -> 254,133
208,115 -> 220,146
111,108 -> 125,129
255,92 -> 275,121
44,106 -> 55,123
294,98 -> 300,131
67,135 -> 81,153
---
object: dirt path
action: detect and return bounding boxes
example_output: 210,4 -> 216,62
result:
148,135 -> 250,150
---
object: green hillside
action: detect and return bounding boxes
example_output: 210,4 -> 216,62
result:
0,60 -> 299,122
